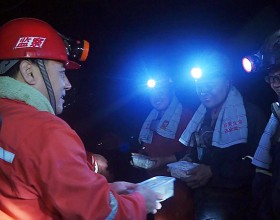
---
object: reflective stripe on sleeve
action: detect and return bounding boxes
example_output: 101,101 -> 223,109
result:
105,192 -> 118,220
0,147 -> 15,163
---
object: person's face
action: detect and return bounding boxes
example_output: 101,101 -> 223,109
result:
266,70 -> 280,97
195,77 -> 230,109
17,60 -> 72,114
45,60 -> 72,114
149,87 -> 173,111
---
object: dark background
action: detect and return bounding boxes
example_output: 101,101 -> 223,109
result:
1,0 -> 280,152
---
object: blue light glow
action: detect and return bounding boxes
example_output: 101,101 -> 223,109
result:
147,79 -> 156,88
190,67 -> 202,79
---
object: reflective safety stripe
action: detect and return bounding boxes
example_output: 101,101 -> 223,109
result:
256,168 -> 272,176
105,192 -> 118,220
0,147 -> 15,163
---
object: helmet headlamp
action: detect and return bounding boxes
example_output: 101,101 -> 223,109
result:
147,79 -> 156,88
190,67 -> 202,79
146,77 -> 173,90
190,67 -> 227,80
189,51 -> 231,80
242,29 -> 280,74
242,52 -> 263,73
59,33 -> 90,62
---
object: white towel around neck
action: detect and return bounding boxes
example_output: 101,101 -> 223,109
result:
179,86 -> 248,148
139,96 -> 182,144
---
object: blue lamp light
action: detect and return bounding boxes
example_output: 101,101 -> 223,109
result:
190,67 -> 202,79
147,78 -> 156,88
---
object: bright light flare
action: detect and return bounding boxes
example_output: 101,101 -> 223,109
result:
242,57 -> 253,73
190,67 -> 202,79
147,79 -> 156,88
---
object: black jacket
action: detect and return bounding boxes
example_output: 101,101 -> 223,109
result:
190,101 -> 267,189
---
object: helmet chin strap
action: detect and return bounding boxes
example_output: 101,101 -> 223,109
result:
36,59 -> 57,114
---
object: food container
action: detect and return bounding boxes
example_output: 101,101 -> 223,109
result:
131,153 -> 156,169
138,176 -> 175,201
167,161 -> 198,179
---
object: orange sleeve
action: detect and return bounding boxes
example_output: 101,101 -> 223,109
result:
27,120 -> 147,220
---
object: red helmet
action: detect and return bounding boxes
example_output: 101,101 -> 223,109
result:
0,18 -> 80,69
